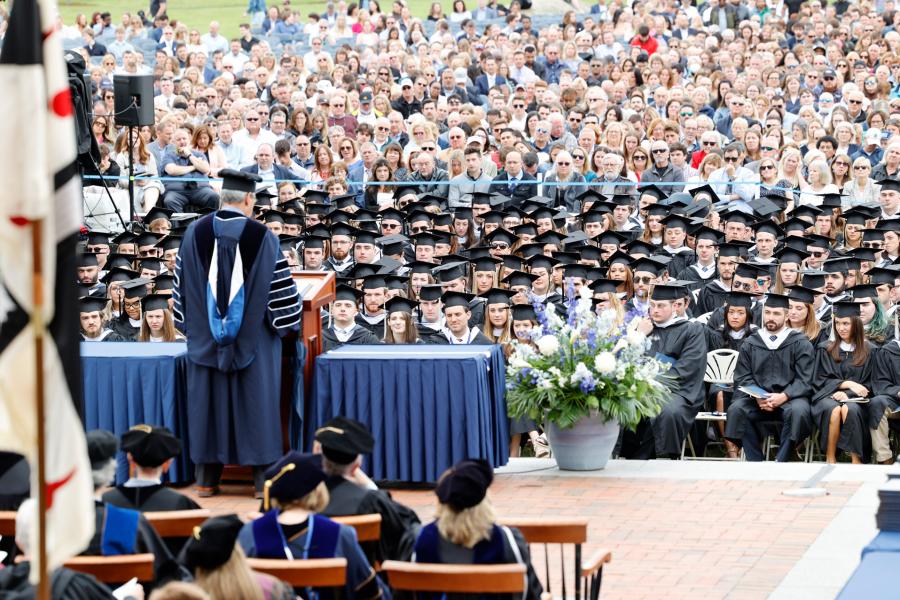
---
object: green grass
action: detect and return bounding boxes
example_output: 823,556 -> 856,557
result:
58,0 -> 438,39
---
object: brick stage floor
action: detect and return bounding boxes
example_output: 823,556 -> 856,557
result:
186,459 -> 889,600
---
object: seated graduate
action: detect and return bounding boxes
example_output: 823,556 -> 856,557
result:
0,452 -> 29,565
415,284 -> 449,344
620,283 -> 708,459
314,417 -> 421,562
79,296 -> 123,342
441,291 -> 493,344
138,294 -> 186,342
413,459 -> 543,600
322,284 -> 382,352
109,278 -> 152,341
0,499 -> 143,600
383,297 -> 423,344
237,451 -> 390,600
180,514 -> 294,600
812,301 -> 875,464
870,311 -> 900,464
102,424 -> 200,511
725,294 -> 815,462
83,430 -> 187,585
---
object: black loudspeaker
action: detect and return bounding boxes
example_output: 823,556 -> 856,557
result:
113,75 -> 155,127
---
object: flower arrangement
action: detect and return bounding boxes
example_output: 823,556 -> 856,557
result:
506,284 -> 672,430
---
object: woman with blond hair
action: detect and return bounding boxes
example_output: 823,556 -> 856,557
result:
138,295 -> 185,343
183,515 -> 293,600
800,159 -> 839,206
413,459 -> 543,600
238,452 -> 387,600
114,129 -> 164,212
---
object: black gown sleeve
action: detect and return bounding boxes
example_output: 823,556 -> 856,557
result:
361,491 -> 422,562
783,338 -> 815,400
812,346 -> 844,404
873,344 -> 900,399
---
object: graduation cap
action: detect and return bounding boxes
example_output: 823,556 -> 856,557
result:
800,270 -> 826,289
688,184 -> 720,204
377,234 -> 408,256
880,218 -> 900,233
86,430 -> 118,469
502,271 -> 538,288
143,206 -> 174,225
534,231 -> 566,247
822,257 -> 852,273
382,296 -> 418,316
344,263 -> 380,281
332,194 -> 358,210
405,260 -> 438,275
625,240 -> 657,258
637,183 -> 667,201
720,209 -> 754,226
353,228 -> 380,246
661,213 -> 691,231
134,232 -> 162,248
86,231 -> 112,247
141,293 -> 170,312
314,416 -> 375,464
867,267 -> 900,285
876,178 -> 900,193
441,291 -> 475,311
525,254 -> 559,271
850,283 -> 880,300
255,187 -> 277,207
605,250 -> 633,266
78,296 -> 107,314
393,185 -> 420,203
848,247 -> 879,263
471,256 -> 502,272
650,283 -> 685,301
691,226 -> 723,244
120,424 -> 181,467
789,205 -> 822,222
112,230 -> 138,247
765,293 -> 790,309
378,207 -> 406,224
102,266 -> 138,285
480,288 -> 517,306
385,274 -> 407,290
818,193 -> 845,209
511,304 -> 538,322
513,223 -> 538,238
735,262 -> 770,279
502,255 -> 526,271
182,514 -> 244,571
435,458 -> 493,511
77,253 -> 99,268
433,261 -> 469,283
155,235 -> 182,253
842,207 -> 875,226
630,256 -> 666,276
724,291 -> 754,308
278,235 -> 301,253
154,273 -> 176,292
121,278 -> 152,299
610,193 -> 635,206
833,301 -> 862,318
262,451 -> 327,510
138,258 -> 162,273
361,274 -> 388,291
562,231 -> 589,246
411,231 -> 440,247
578,246 -> 603,263
786,285 -> 819,305
781,216 -> 812,234
862,228 -> 885,242
418,284 -> 444,302
517,243 -> 546,258
561,263 -> 589,280
804,234 -> 832,250
588,278 -> 619,294
220,168 -> 262,193
660,192 -> 693,208
305,203 -> 332,218
749,196 -> 784,219
329,223 -> 356,239
528,206 -> 556,222
718,242 -> 750,258
301,234 -> 329,250
334,283 -> 364,302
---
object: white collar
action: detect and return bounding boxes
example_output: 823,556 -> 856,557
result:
654,315 -> 686,329
760,327 -> 792,350
444,325 -> 479,344
839,341 -> 856,352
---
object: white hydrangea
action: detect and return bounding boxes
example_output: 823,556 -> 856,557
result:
536,335 -> 560,356
594,351 -> 617,375
571,362 -> 593,384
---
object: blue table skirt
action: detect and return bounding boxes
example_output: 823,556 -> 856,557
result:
81,342 -> 193,485
310,345 -> 509,483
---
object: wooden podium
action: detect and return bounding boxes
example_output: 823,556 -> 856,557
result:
293,271 -> 336,389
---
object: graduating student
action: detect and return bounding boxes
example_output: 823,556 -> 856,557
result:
811,302 -> 875,464
441,291 -> 493,344
322,284 -> 382,351
315,417 -> 421,562
413,459 -> 543,600
383,297 -> 422,344
415,284 -> 449,344
324,222 -> 357,275
621,284 -> 708,459
102,425 -> 200,512
725,294 -> 815,462
869,312 -> 900,464
174,169 -> 301,498
79,296 -> 123,342
108,278 -> 151,341
676,226 -> 721,290
695,243 -> 743,316
356,275 -> 389,337
237,452 -> 389,600
77,252 -> 107,298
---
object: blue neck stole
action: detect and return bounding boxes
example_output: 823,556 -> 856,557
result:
415,522 -> 506,564
206,216 -> 247,348
101,504 -> 140,556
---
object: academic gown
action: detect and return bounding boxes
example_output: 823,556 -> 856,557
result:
662,247 -> 696,279
676,263 -> 717,291
725,331 -> 815,457
322,324 -> 382,352
238,512 -> 389,600
102,484 -> 201,555
108,317 -> 140,341
621,320 -> 708,458
468,297 -> 486,329
811,342 -> 875,458
870,340 -> 900,428
321,475 -> 421,563
705,302 -> 763,331
417,323 -> 450,344
0,562 -> 114,600
695,280 -> 730,316
356,312 -> 387,338
0,452 -> 29,566
174,210 -> 301,468
81,329 -> 124,342
413,522 -> 543,600
84,501 -> 186,585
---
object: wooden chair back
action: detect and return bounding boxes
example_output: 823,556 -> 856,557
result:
0,511 -> 15,537
332,513 -> 382,543
382,560 -> 526,593
64,554 -> 155,583
143,509 -> 211,538
247,557 -> 347,587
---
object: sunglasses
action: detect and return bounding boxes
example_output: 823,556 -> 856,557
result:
732,281 -> 755,291
411,226 -> 429,233
835,162 -> 850,167
633,155 -> 647,161
382,222 -> 400,229
491,242 -> 510,249
848,99 -> 863,104
421,146 -> 435,151
703,141 -> 717,146
854,165 -> 870,170
246,117 -> 260,121
634,276 -> 654,284
724,156 -> 740,163
652,149 -> 668,154
760,164 -> 775,171
761,146 -> 777,151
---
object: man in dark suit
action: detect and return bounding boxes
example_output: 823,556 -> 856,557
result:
474,55 -> 507,99
491,150 -> 537,205
670,12 -> 699,40
239,143 -> 301,196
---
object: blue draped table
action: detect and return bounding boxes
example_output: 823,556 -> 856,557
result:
837,531 -> 900,598
309,345 -> 509,483
81,342 -> 193,485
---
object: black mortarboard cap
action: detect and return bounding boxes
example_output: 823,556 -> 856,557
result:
502,271 -> 538,288
850,283 -> 880,300
220,168 -> 262,193
433,261 -> 469,283
480,288 -> 517,306
775,247 -> 810,264
752,219 -> 783,238
412,232 -> 440,247
823,257 -> 852,273
384,296 -> 418,316
120,424 -> 181,467
588,278 -> 619,294
877,178 -> 900,193
630,256 -> 666,276
156,235 -> 182,253
781,216 -> 812,233
650,283 -> 685,301
144,206 -> 174,225
801,270 -> 826,289
511,304 -> 537,322
79,296 -> 107,314
138,258 -> 162,273
471,256 -> 502,272
315,416 -> 375,464
102,266 -> 138,285
689,184 -> 720,203
867,267 -> 899,285
638,183 -> 667,200
594,230 -> 628,246
625,240 -> 657,257
833,301 -> 862,318
441,291 -> 475,311
333,194 -> 358,210
562,263 -> 589,280
435,458 -> 493,511
786,285 -> 819,305
141,293 -> 170,312
661,213 -> 691,230
735,262 -> 769,279
86,429 -> 118,469
766,293 -> 790,309
77,253 -> 100,268
805,234 -> 832,250
418,284 -> 444,302
134,232 -> 161,248
848,247 -> 879,263
86,231 -> 111,246
534,231 -> 566,247
154,273 -> 175,291
725,291 -> 754,308
263,451 -> 326,510
182,514 -> 244,571
121,278 -> 151,299
334,283 -> 364,302
525,254 -> 559,271
790,205 -> 822,221
502,255 -> 526,271
361,274 -> 388,290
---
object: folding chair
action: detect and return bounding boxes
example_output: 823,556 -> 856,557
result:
64,554 -> 155,584
332,513 -> 382,543
382,561 -> 526,595
683,349 -> 740,460
247,557 -> 347,588
499,518 -> 612,600
143,509 -> 211,538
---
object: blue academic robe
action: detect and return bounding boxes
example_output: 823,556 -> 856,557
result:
238,511 -> 390,600
174,209 -> 301,466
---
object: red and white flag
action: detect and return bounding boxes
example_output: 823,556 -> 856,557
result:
0,0 -> 95,581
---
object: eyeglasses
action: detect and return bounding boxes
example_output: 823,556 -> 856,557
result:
854,165 -> 870,170
652,148 -> 668,154
732,281 -> 755,291
848,99 -> 863,104
331,103 -> 345,108
421,146 -> 435,151
633,155 -> 647,161
246,117 -> 259,122
490,242 -> 510,249
341,145 -> 353,151
761,146 -> 777,151
411,226 -> 429,233
572,155 -> 585,160
556,161 -> 571,166
702,141 -> 717,147
835,162 -> 850,167
513,103 -> 525,108
382,222 -> 400,229
376,126 -> 388,130
536,128 -> 549,134
723,156 -> 740,163
568,117 -> 582,123
634,276 -> 654,284
863,241 -> 883,248
760,164 -> 775,171
808,250 -> 825,257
